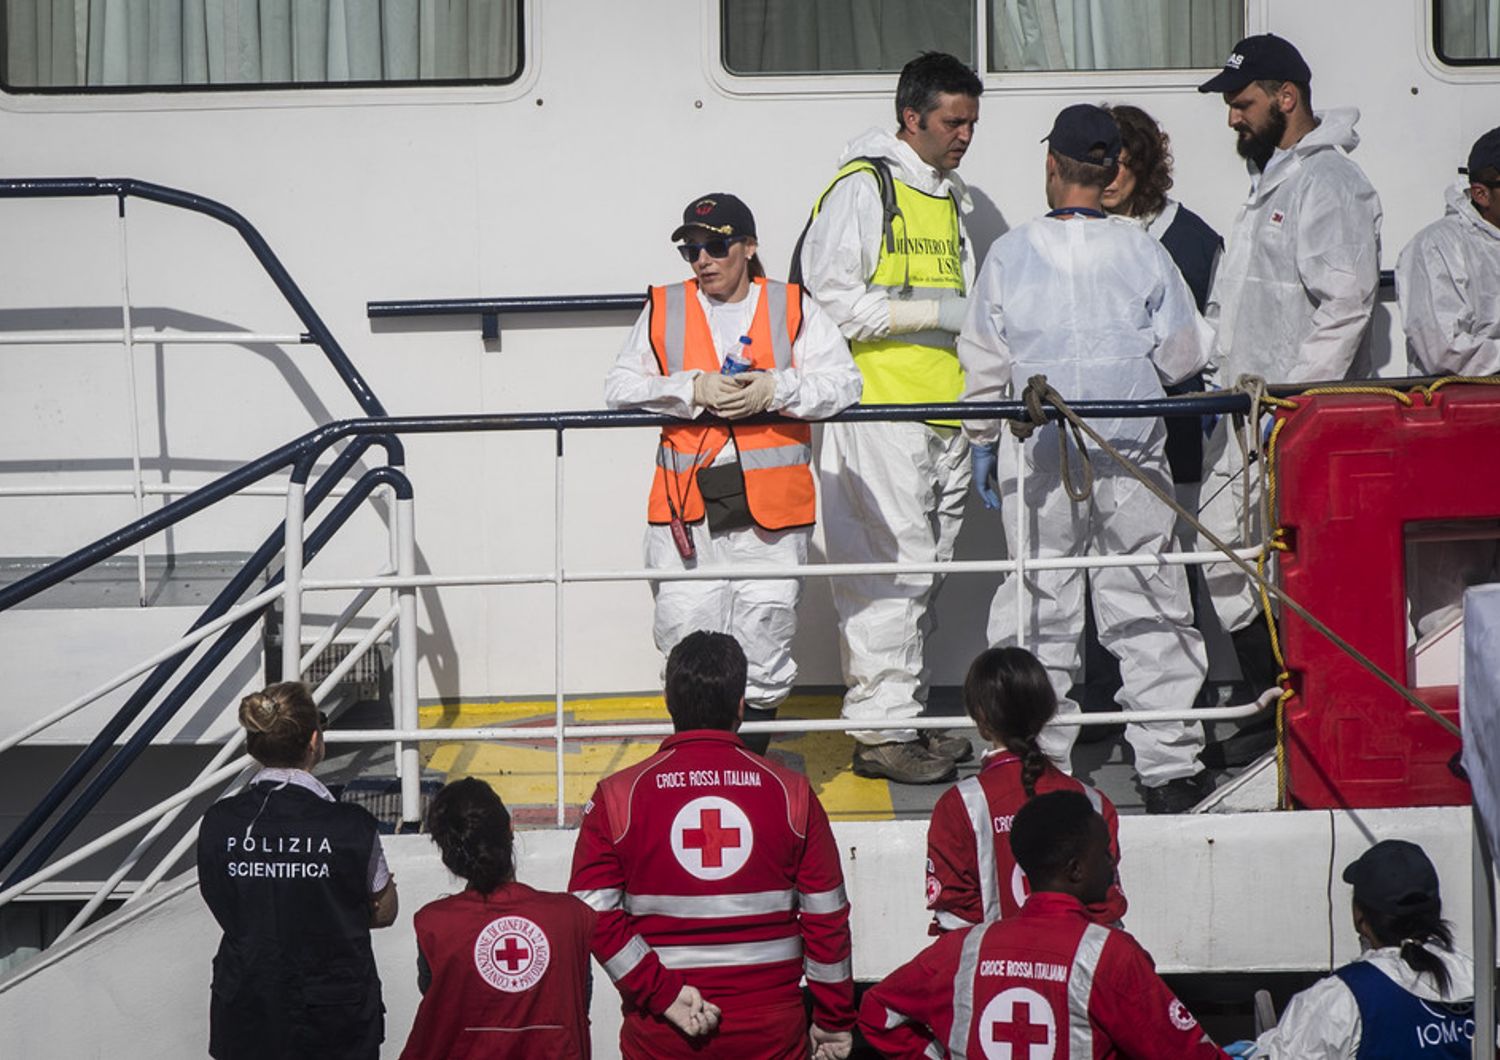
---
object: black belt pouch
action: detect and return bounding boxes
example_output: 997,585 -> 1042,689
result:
696,461 -> 755,534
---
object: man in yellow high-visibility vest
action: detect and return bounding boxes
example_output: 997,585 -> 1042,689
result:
797,52 -> 983,785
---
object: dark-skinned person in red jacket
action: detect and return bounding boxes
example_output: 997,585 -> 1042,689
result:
400,777 -> 716,1058
570,630 -> 855,1059
862,790 -> 1227,1059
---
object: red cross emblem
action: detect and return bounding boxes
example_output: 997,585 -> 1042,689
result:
979,987 -> 1056,1059
473,916 -> 550,993
492,934 -> 531,973
681,808 -> 741,868
670,796 -> 753,880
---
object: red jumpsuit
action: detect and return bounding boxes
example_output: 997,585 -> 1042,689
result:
400,882 -> 597,1060
925,751 -> 1127,932
569,729 -> 855,1059
860,891 -> 1227,1059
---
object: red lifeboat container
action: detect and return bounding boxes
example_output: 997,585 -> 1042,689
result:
1274,385 -> 1498,809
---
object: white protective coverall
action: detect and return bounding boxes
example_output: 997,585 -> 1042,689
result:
1397,181 -> 1500,377
1200,108 -> 1383,635
606,284 -> 861,708
801,128 -> 976,742
1248,945 -> 1475,1059
958,213 -> 1211,785
1396,182 -> 1500,635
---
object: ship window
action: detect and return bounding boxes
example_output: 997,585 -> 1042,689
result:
987,0 -> 1240,73
1434,0 -> 1500,63
1,0 -> 522,93
720,0 -> 1241,76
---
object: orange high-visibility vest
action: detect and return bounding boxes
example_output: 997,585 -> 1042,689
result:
646,278 -> 815,532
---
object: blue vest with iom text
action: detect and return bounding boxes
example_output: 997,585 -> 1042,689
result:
1333,959 -> 1474,1059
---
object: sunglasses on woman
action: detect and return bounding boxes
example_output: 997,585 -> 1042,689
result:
677,236 -> 747,263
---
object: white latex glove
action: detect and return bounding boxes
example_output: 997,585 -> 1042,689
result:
937,294 -> 968,334
663,984 -> 721,1038
810,1025 -> 853,1059
716,371 -> 777,419
886,298 -> 942,334
692,371 -> 741,414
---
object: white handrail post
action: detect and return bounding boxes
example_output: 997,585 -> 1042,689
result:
1474,806 -> 1496,1059
554,428 -> 567,827
116,195 -> 149,607
282,482 -> 307,682
396,495 -> 420,824
1014,439 -> 1028,651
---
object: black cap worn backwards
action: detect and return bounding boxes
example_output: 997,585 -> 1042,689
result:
670,193 -> 757,242
1197,33 -> 1312,95
1342,839 -> 1441,918
1462,126 -> 1500,179
1042,104 -> 1122,167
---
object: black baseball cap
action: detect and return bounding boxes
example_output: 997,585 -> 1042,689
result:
1042,104 -> 1121,167
1462,126 -> 1500,179
670,193 -> 756,242
1198,34 -> 1312,95
1342,839 -> 1441,918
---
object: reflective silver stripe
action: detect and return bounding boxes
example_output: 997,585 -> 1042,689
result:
603,935 -> 652,982
1067,923 -> 1110,1057
804,955 -> 852,983
797,885 -> 848,915
884,1006 -> 905,1030
656,446 -> 712,473
571,887 -> 622,912
935,911 -> 975,932
765,280 -> 793,369
948,922 -> 989,1059
738,443 -> 811,471
1082,784 -> 1103,814
877,284 -> 962,298
924,1043 -> 944,1060
624,889 -> 794,918
655,935 -> 802,970
956,776 -> 997,922
663,283 -> 686,373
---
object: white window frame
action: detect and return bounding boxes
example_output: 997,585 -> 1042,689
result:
1421,0 -> 1500,82
703,0 -> 1265,101
0,0 -> 538,114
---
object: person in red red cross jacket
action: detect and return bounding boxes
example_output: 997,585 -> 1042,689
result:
925,647 -> 1126,934
569,630 -> 856,1059
862,790 -> 1227,1059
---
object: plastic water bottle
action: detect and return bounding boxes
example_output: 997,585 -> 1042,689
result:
722,336 -> 754,376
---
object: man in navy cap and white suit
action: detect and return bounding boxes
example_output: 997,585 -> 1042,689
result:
959,105 -> 1214,813
1195,34 -> 1382,701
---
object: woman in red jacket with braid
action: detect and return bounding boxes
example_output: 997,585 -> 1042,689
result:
400,778 -> 716,1059
924,647 -> 1127,934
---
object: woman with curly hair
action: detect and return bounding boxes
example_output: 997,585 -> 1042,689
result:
1102,104 -> 1223,312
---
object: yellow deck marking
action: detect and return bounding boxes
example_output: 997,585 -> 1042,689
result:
418,694 -> 896,821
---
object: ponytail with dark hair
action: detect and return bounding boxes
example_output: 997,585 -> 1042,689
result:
963,647 -> 1058,796
426,777 -> 516,895
1357,902 -> 1456,996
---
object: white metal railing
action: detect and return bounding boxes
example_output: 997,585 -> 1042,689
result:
269,411 -> 1270,828
0,408 -> 1272,926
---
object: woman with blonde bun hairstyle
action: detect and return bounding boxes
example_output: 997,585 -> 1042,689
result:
196,682 -> 398,1060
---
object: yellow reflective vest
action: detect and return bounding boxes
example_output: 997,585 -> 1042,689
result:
810,159 -> 966,418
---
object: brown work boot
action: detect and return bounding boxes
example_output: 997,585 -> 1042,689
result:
852,741 -> 958,785
921,729 -> 975,763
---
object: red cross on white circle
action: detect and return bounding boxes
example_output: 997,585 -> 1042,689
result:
979,987 -> 1056,1060
670,795 -> 753,880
